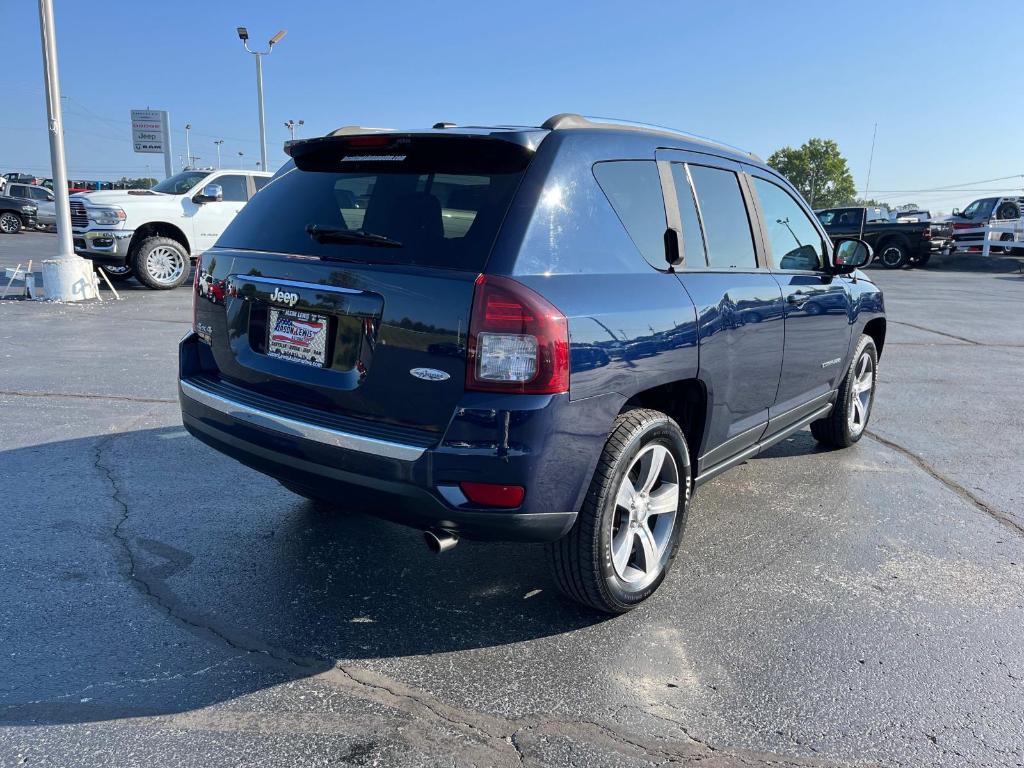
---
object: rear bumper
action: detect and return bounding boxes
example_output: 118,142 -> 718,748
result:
178,333 -> 616,542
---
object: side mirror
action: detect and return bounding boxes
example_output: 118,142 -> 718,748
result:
832,239 -> 872,273
193,184 -> 223,204
952,207 -> 960,216
47,194 -> 55,202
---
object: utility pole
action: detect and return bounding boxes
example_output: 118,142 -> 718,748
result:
237,26 -> 286,172
284,119 -> 304,141
36,0 -> 96,301
184,123 -> 192,169
214,139 -> 224,169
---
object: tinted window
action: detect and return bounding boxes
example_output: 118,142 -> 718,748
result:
30,187 -> 51,201
218,157 -> 527,271
687,165 -> 756,269
216,174 -> 249,202
8,185 -> 27,198
669,164 -> 707,266
819,208 -> 862,227
961,198 -> 996,219
753,177 -> 824,271
593,161 -> 667,269
253,175 -> 270,192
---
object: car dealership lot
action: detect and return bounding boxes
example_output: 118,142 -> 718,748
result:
1,234 -> 1022,767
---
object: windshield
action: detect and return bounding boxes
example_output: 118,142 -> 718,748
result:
218,139 -> 531,270
961,198 -> 997,219
152,171 -> 208,195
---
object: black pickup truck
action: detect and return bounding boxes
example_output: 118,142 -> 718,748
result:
815,206 -> 952,268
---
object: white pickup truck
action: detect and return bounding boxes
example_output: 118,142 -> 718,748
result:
71,168 -> 272,289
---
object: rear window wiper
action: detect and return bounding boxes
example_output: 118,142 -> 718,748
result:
306,224 -> 402,248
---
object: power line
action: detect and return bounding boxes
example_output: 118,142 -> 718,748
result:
866,174 -> 1024,194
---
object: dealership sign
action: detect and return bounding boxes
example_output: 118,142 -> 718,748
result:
131,109 -> 170,153
130,109 -> 173,177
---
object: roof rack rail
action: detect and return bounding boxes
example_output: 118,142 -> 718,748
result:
327,126 -> 395,137
539,113 -> 761,160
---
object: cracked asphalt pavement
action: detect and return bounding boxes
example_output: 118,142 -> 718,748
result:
1,235 -> 1022,767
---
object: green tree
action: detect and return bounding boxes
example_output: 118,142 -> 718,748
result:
767,139 -> 857,209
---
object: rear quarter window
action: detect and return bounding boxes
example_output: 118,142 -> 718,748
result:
592,161 -> 668,270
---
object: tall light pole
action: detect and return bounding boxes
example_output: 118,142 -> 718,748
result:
284,119 -> 304,141
36,0 -> 96,301
237,26 -> 286,172
214,139 -> 224,169
238,150 -> 245,169
184,123 -> 192,170
37,0 -> 73,260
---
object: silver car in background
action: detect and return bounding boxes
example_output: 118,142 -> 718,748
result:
4,183 -> 56,229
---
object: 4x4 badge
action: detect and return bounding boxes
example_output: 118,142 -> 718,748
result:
410,368 -> 450,382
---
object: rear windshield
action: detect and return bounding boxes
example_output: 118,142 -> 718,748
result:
217,137 -> 531,271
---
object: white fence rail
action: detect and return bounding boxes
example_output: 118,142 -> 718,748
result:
951,220 -> 1024,257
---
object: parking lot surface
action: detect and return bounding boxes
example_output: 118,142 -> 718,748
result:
2,234 -> 1022,767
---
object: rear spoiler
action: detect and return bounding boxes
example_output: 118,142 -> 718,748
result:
284,131 -> 541,174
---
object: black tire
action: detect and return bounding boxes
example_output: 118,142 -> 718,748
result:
98,263 -> 135,283
996,232 -> 1015,255
547,408 -> 691,614
130,236 -> 191,290
811,335 -> 878,449
995,201 -> 1020,221
0,211 -> 22,234
878,241 -> 909,269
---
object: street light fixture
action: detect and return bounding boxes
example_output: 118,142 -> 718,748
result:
213,139 -> 224,169
237,25 -> 286,172
284,118 -> 304,141
238,150 -> 245,169
184,123 -> 193,170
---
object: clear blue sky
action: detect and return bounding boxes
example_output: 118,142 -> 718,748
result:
3,0 -> 1021,212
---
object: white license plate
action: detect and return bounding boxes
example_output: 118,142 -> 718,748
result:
267,308 -> 329,367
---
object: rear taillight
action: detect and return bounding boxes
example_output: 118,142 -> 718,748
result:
922,226 -> 932,240
465,274 -> 569,395
192,253 -> 202,333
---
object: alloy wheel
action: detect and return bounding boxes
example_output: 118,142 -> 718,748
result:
848,351 -> 875,437
0,213 -> 20,234
610,443 -> 680,590
144,246 -> 186,286
880,246 -> 904,267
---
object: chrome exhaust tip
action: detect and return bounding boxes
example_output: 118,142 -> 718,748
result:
424,528 -> 459,554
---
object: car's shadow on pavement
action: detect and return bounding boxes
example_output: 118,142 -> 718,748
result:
0,425 -> 603,726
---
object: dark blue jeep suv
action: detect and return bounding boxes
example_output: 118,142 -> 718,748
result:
179,114 -> 884,613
